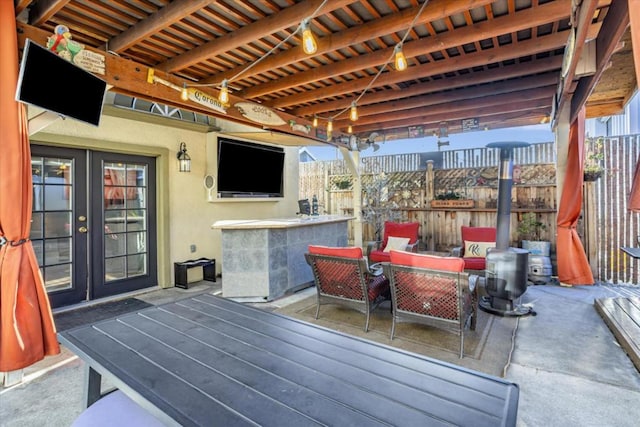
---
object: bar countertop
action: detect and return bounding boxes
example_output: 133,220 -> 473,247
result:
211,214 -> 352,230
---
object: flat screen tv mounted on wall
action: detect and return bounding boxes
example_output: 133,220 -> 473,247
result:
15,39 -> 107,127
217,138 -> 285,198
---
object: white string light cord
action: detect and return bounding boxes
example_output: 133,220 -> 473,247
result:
184,0 -> 329,91
328,0 -> 431,125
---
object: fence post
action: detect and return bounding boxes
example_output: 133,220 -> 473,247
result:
426,160 -> 435,251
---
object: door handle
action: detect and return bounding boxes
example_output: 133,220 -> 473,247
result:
78,226 -> 88,233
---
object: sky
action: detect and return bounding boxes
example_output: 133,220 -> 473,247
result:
305,123 -> 555,160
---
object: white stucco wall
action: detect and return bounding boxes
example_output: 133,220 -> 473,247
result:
29,107 -> 301,287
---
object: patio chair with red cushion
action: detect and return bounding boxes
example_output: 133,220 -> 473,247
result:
383,250 -> 478,358
452,226 -> 497,273
366,221 -> 420,263
305,245 -> 390,332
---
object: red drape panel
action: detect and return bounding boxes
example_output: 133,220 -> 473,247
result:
0,3 -> 60,371
556,107 -> 595,285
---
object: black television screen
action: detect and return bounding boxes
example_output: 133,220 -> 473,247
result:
217,138 -> 285,198
15,39 -> 107,127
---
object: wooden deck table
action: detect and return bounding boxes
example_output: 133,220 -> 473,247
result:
59,293 -> 519,426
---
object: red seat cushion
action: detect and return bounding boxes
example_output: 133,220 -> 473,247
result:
390,250 -> 465,272
369,249 -> 391,263
382,221 -> 420,248
460,226 -> 496,271
308,245 -> 363,259
462,257 -> 486,270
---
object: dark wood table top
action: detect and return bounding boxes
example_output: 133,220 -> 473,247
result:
59,293 -> 519,427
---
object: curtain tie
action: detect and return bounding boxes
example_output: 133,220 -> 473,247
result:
8,238 -> 29,246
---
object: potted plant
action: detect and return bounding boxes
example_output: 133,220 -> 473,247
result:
584,137 -> 604,181
517,212 -> 551,256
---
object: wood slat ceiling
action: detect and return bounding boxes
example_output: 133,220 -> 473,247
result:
14,0 -> 636,146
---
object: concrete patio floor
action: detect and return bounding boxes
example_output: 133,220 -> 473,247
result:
1,281 -> 639,426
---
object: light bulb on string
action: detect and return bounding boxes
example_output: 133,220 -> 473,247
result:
350,101 -> 358,121
394,44 -> 408,71
312,115 -> 318,127
218,79 -> 229,104
301,19 -> 317,55
327,119 -> 333,133
347,125 -> 353,134
180,83 -> 189,101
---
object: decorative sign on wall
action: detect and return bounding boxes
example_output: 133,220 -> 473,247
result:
187,88 -> 227,114
288,120 -> 311,134
47,25 -> 105,75
408,126 -> 424,138
235,102 -> 286,126
462,118 -> 479,132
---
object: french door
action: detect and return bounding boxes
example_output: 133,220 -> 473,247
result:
30,145 -> 157,308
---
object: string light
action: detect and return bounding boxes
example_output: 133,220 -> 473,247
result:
349,101 -> 358,121
327,119 -> 333,133
348,124 -> 353,133
301,19 -> 317,55
394,44 -> 408,71
312,115 -> 318,127
180,83 -> 189,101
218,79 -> 229,104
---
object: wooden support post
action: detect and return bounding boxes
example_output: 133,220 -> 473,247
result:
426,160 -> 436,251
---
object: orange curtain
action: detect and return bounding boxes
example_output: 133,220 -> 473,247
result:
556,107 -> 595,285
0,3 -> 59,371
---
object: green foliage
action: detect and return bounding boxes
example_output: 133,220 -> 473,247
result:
435,191 -> 462,200
517,212 -> 547,241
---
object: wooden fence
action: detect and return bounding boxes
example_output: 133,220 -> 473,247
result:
300,138 -> 640,285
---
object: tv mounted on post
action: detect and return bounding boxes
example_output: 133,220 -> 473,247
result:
15,39 -> 107,127
217,137 -> 285,198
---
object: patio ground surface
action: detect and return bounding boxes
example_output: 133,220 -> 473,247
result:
1,280 -> 640,426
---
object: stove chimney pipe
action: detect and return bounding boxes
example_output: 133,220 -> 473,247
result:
487,141 -> 530,249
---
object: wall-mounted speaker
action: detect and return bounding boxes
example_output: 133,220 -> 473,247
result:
203,175 -> 216,202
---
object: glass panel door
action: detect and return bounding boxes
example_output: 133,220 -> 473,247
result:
31,146 -> 88,308
91,152 -> 157,299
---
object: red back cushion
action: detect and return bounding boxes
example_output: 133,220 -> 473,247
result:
461,226 -> 496,243
390,250 -> 464,272
382,221 -> 420,248
308,245 -> 363,259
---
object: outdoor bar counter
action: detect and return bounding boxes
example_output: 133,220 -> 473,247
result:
212,215 -> 351,301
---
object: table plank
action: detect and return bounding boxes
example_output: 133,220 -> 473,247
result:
60,294 -> 519,427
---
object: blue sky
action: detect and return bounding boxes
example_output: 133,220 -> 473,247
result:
305,123 -> 555,160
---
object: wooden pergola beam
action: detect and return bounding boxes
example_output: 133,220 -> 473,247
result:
329,74 -> 558,123
268,31 -> 568,109
334,86 -> 556,129
571,0 -> 630,123
27,0 -> 69,26
241,0 -> 570,99
99,0 -> 215,53
349,98 -> 551,134
200,0 -> 494,85
159,0 -> 357,72
293,59 -> 562,117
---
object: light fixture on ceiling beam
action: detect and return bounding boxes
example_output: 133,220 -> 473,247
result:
394,44 -> 407,71
350,101 -> 358,121
218,79 -> 229,104
301,19 -> 317,55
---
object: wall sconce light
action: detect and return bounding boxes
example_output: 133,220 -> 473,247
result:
177,142 -> 191,172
